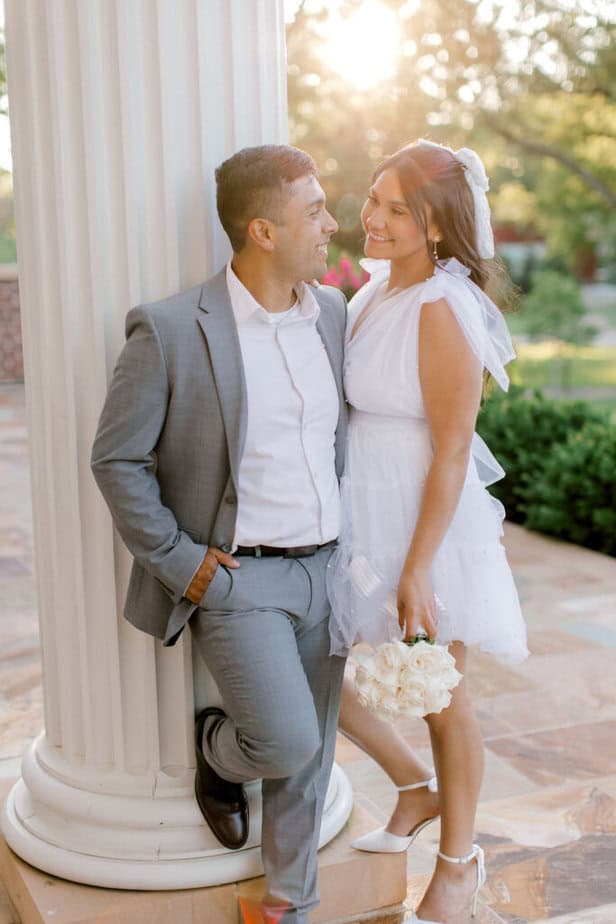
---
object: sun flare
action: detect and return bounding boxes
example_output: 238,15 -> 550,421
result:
320,1 -> 401,91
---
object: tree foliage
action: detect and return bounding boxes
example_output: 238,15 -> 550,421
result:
286,0 -> 616,272
520,270 -> 596,344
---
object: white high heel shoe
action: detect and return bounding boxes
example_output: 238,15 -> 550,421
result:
350,776 -> 438,853
409,843 -> 486,923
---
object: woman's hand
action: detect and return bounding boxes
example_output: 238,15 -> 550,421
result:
396,566 -> 437,641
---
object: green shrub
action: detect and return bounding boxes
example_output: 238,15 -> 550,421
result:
519,269 -> 596,345
523,421 -> 616,556
476,385 -> 604,523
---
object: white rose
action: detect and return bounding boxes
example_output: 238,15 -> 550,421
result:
354,665 -> 376,701
421,672 -> 456,714
398,663 -> 424,690
440,664 -> 463,691
356,643 -> 406,706
423,686 -> 453,715
357,678 -> 400,721
373,641 -> 406,675
353,663 -> 371,690
376,684 -> 401,721
357,678 -> 384,714
404,641 -> 446,674
396,683 -> 426,719
406,643 -> 461,686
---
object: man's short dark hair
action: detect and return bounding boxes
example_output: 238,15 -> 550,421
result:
215,145 -> 318,252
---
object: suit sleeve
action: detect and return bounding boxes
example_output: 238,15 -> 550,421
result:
91,307 -> 207,604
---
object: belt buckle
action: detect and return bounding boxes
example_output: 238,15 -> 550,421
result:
254,546 -> 262,559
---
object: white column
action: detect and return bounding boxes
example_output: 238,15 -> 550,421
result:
1,0 -> 352,889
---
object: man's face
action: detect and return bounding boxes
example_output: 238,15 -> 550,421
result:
271,175 -> 338,282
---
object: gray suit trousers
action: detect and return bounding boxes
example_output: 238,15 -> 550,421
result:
190,545 -> 346,924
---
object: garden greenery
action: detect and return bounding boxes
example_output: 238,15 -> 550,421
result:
477,386 -> 615,556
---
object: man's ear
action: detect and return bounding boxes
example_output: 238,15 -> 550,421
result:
247,218 -> 275,252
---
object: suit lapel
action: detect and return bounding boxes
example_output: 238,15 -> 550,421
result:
314,286 -> 347,479
196,269 -> 247,488
314,287 -> 345,426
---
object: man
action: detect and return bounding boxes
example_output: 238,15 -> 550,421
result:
91,145 -> 347,924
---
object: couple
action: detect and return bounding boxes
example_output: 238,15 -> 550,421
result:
91,141 -> 527,924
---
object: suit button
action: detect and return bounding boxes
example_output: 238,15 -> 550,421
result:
225,495 -> 236,505
220,543 -> 231,553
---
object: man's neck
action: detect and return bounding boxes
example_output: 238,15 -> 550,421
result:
230,256 -> 297,313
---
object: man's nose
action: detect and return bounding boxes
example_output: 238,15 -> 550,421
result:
324,210 -> 338,234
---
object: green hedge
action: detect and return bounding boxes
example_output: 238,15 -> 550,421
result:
524,421 -> 616,556
476,386 -> 615,555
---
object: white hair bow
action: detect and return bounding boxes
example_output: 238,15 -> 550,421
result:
416,140 -> 495,259
454,147 -> 495,259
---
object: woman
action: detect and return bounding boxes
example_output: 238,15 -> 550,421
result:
328,140 -> 528,924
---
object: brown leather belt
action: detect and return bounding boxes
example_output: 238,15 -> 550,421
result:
235,540 -> 337,559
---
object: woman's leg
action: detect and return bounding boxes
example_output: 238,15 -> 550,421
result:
339,674 -> 439,836
416,642 -> 484,923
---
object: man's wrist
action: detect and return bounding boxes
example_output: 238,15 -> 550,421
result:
185,549 -> 218,604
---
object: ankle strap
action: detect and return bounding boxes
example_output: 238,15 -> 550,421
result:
438,844 -> 484,866
396,775 -> 438,793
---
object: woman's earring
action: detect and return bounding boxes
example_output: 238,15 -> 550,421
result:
432,238 -> 440,260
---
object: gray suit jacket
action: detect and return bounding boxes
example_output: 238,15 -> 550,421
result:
91,268 -> 348,646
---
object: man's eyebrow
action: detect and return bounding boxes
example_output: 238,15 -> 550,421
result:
306,195 -> 326,210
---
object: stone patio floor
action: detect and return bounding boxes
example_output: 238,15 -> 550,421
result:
2,381 -> 616,923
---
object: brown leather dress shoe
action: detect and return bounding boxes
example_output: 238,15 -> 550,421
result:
194,706 -> 249,849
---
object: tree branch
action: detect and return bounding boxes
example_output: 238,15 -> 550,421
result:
482,116 -> 616,209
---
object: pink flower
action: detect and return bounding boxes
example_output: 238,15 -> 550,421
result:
321,255 -> 369,298
322,268 -> 342,286
349,273 -> 361,290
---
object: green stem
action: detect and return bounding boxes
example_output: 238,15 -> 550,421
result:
403,635 -> 435,647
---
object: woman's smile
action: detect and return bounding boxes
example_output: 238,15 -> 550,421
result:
366,230 -> 393,243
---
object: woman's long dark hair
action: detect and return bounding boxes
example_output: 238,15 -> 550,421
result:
373,141 -> 501,298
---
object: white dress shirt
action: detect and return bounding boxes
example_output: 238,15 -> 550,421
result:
226,263 -> 340,549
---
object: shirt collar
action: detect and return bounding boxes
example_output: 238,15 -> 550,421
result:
226,262 -> 321,325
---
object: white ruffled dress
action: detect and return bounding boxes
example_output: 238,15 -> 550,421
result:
327,258 -> 529,662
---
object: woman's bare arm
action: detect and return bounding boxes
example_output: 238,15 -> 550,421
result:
397,296 -> 483,639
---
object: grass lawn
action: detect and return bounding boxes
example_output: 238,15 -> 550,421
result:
508,342 -> 616,419
510,342 -> 616,387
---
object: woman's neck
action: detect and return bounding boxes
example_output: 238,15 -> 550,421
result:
387,251 -> 436,291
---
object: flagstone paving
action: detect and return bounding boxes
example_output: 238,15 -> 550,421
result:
1,381 -> 616,923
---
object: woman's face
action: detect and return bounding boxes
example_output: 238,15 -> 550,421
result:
361,168 -> 436,265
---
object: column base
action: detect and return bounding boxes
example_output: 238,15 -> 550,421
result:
1,738 -> 353,890
0,795 -> 407,924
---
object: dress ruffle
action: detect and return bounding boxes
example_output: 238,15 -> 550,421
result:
360,257 -> 516,391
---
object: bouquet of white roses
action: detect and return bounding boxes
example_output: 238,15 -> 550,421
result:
353,636 -> 462,722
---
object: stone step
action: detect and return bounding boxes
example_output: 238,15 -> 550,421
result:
0,791 -> 406,924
